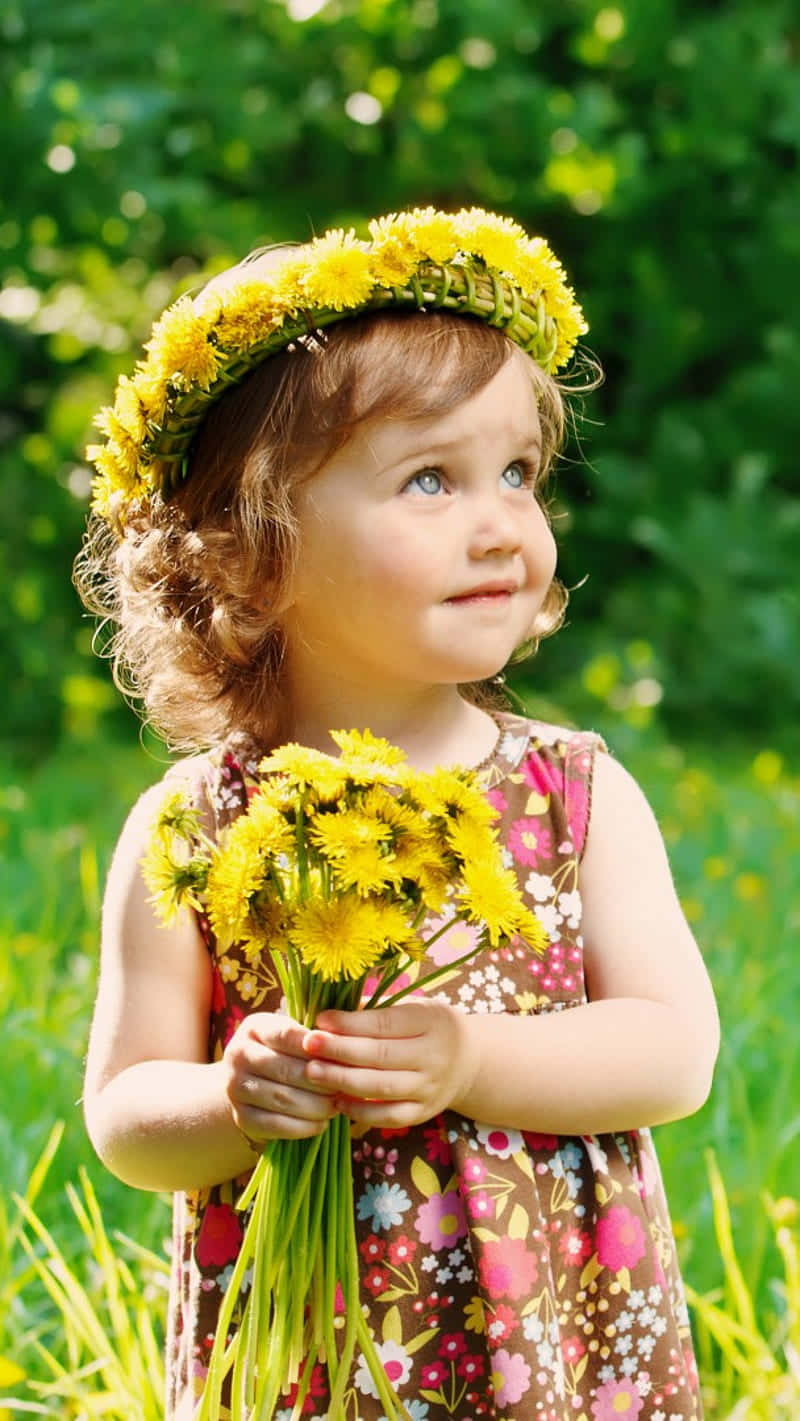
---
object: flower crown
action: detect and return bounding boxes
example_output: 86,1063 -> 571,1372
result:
87,206 -> 588,527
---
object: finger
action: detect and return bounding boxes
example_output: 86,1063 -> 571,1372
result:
235,1101 -> 336,1143
231,1076 -> 339,1124
335,1095 -> 418,1129
314,1005 -> 426,1038
303,1028 -> 418,1073
248,1013 -> 316,1059
305,1060 -> 422,1102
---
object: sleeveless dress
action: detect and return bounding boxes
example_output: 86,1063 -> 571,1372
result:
165,712 -> 703,1421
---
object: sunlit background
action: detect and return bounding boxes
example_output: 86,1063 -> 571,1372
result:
2,0 -> 799,1414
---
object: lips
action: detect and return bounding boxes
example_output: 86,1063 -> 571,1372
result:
446,582 -> 517,602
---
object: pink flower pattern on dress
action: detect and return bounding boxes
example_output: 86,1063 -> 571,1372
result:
597,1205 -> 648,1272
164,714 -> 703,1421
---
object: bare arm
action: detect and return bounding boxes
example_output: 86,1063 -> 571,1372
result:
302,750 -> 720,1134
83,779 -> 338,1194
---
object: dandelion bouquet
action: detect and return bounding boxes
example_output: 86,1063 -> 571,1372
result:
144,730 -> 547,1421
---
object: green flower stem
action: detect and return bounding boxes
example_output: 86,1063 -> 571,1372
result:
364,921 -> 489,1008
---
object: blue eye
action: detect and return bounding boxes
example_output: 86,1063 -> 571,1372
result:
409,469 -> 443,495
503,462 -> 527,489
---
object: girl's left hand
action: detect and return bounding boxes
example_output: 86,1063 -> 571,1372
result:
301,1000 -> 475,1128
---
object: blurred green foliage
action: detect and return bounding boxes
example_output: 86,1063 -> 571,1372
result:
2,0 -> 799,756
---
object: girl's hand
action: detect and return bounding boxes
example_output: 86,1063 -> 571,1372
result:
223,1012 -> 340,1144
301,1000 -> 475,1129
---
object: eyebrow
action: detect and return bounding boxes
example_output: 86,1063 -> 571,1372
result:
382,431 -> 543,469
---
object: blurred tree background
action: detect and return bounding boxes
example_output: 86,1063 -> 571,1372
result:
2,0 -> 799,760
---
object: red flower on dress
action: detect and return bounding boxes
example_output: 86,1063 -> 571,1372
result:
359,1233 -> 386,1263
457,1352 -> 485,1381
486,1303 -> 518,1347
522,1131 -> 558,1152
195,1203 -> 243,1270
438,1332 -> 468,1360
423,1121 -> 452,1165
596,1206 -> 647,1272
363,1265 -> 390,1296
388,1234 -> 417,1265
420,1361 -> 448,1388
478,1237 -> 538,1300
558,1227 -> 593,1266
561,1335 -> 586,1364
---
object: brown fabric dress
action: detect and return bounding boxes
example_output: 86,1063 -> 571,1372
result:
165,712 -> 703,1421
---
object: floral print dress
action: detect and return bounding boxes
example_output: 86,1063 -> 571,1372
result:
165,712 -> 703,1421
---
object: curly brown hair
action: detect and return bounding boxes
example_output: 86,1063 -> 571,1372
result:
74,308 -> 573,753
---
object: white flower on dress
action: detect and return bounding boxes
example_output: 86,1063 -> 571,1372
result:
525,871 -> 554,902
522,1315 -> 545,1343
458,984 -> 475,1002
354,1339 -> 412,1398
616,1310 -> 634,1333
557,890 -> 582,927
532,903 -> 562,937
420,1254 -> 437,1273
475,1124 -> 524,1158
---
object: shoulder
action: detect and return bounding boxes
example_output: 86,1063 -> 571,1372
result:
581,747 -> 672,887
109,752 -> 216,877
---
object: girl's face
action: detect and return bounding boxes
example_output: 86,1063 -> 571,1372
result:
280,351 -> 558,705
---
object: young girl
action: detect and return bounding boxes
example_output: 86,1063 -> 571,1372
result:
76,207 -> 719,1421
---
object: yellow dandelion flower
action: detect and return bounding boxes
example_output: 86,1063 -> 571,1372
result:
233,792 -> 294,857
140,836 -> 207,925
86,442 -> 138,495
455,208 -> 529,276
414,860 -> 452,914
366,898 -> 419,956
331,728 -> 407,767
300,230 -> 376,311
458,861 -> 537,947
145,297 -> 220,391
359,787 -> 432,842
403,207 -> 461,264
367,215 -> 420,287
407,767 -> 498,826
446,815 -> 500,866
131,362 -> 170,426
258,743 -> 348,802
289,894 -> 387,980
206,837 -> 268,947
309,810 -> 395,895
152,789 -> 205,845
212,280 -> 284,350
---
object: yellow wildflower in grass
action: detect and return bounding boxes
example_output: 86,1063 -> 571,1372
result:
144,297 -> 220,391
300,230 -> 376,311
289,893 -> 388,981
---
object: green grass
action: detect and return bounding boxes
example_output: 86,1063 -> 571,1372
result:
2,719 -> 798,1413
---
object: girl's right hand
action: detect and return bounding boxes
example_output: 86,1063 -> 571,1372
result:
222,1012 -> 340,1145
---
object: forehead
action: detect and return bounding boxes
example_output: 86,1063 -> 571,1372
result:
354,351 -> 542,465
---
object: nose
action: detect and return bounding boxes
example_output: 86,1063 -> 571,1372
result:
466,490 -> 523,558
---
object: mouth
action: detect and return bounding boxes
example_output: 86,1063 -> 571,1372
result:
445,582 -> 517,604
